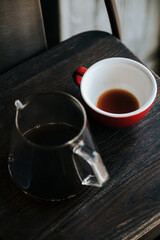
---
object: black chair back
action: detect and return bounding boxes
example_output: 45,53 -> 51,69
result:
0,0 -> 119,74
0,0 -> 48,73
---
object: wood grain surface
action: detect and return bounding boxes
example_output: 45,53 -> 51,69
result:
0,31 -> 160,240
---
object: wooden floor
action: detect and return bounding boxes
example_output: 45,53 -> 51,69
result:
0,31 -> 160,240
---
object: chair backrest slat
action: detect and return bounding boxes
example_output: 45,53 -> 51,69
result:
104,0 -> 121,40
0,0 -> 47,73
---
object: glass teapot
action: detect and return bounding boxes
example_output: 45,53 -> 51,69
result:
8,92 -> 109,201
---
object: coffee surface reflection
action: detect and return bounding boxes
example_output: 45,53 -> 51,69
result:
97,89 -> 139,114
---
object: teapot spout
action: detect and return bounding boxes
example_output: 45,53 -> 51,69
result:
15,100 -> 26,110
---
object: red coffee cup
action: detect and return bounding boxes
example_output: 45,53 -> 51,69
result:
73,57 -> 157,128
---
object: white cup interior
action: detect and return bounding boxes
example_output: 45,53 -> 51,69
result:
81,58 -> 157,117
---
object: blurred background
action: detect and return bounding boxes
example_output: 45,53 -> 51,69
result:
59,0 -> 160,75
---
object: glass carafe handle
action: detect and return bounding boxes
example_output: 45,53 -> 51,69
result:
73,140 -> 109,187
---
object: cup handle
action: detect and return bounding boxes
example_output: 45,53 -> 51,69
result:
72,140 -> 109,187
73,67 -> 88,87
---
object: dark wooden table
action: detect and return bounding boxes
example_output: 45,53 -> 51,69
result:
0,31 -> 160,240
